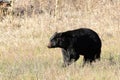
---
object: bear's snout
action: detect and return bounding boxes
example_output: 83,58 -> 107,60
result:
47,42 -> 52,48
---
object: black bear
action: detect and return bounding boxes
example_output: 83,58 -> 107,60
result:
48,28 -> 102,67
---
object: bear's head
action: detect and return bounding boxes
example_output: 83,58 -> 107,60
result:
47,32 -> 70,49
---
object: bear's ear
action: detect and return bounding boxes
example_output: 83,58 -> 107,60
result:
53,32 -> 58,37
50,32 -> 58,40
54,32 -> 58,34
58,33 -> 63,37
54,32 -> 63,37
52,32 -> 57,36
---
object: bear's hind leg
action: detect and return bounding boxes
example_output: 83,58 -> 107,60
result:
83,55 -> 95,66
95,49 -> 101,61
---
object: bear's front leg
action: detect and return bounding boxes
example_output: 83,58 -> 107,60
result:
62,48 -> 79,67
62,49 -> 71,67
67,48 -> 80,65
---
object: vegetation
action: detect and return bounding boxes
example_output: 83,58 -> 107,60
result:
0,0 -> 120,80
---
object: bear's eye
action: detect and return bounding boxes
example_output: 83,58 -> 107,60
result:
57,38 -> 61,40
57,38 -> 64,41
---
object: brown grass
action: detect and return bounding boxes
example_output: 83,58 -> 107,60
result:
0,0 -> 120,80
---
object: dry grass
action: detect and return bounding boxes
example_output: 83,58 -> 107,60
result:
0,0 -> 120,80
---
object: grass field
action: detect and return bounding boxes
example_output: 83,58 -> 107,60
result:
0,0 -> 120,80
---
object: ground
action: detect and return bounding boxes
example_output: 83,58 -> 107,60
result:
0,0 -> 120,80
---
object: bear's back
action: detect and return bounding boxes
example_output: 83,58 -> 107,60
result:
62,28 -> 102,49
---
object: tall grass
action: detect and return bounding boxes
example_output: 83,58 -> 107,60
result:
0,0 -> 120,80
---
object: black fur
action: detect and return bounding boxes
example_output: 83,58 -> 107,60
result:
48,28 -> 102,67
